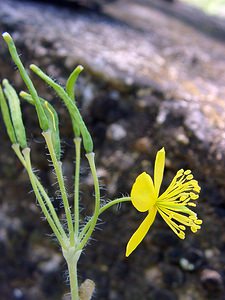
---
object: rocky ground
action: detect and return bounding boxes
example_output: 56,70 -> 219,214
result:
0,0 -> 225,299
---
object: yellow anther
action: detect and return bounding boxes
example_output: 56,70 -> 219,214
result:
187,202 -> 196,207
178,232 -> 185,239
179,225 -> 186,231
191,226 -> 197,233
194,187 -> 201,193
177,169 -> 184,176
186,174 -> 194,180
195,219 -> 202,225
184,170 -> 191,175
190,192 -> 199,200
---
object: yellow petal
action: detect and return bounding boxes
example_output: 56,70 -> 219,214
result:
126,207 -> 157,257
131,172 -> 156,212
154,147 -> 165,197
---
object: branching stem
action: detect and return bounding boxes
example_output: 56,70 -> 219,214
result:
12,144 -> 68,244
22,147 -> 67,248
79,197 -> 131,241
42,130 -> 74,246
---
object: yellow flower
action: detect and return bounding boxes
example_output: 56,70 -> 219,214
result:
126,147 -> 202,257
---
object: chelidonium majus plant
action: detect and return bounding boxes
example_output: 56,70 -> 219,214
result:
0,33 -> 202,300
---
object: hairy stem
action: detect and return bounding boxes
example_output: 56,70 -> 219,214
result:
68,259 -> 79,300
43,130 -> 74,246
12,144 -> 68,241
79,197 -> 131,241
74,137 -> 81,238
77,153 -> 100,250
22,147 -> 66,247
63,250 -> 81,300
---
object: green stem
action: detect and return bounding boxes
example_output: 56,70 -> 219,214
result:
42,130 -> 74,246
68,258 -> 79,300
74,137 -> 81,238
63,249 -> 81,300
99,197 -> 131,215
22,147 -> 66,248
12,144 -> 68,241
36,180 -> 68,240
77,153 -> 100,251
79,197 -> 131,241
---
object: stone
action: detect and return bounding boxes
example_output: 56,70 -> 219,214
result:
148,288 -> 178,300
145,266 -> 163,286
162,265 -> 184,288
12,289 -> 24,300
134,137 -> 152,154
179,248 -> 205,271
200,269 -> 224,294
106,123 -> 127,141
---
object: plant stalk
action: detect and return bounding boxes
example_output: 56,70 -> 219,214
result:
74,137 -> 81,238
43,130 -> 74,245
63,250 -> 81,300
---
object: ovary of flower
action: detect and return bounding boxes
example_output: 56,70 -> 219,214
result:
126,147 -> 202,257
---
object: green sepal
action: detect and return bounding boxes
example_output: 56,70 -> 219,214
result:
30,64 -> 94,153
3,80 -> 27,149
20,91 -> 61,160
0,84 -> 17,144
2,32 -> 49,132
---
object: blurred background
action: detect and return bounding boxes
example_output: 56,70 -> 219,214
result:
0,0 -> 225,299
182,0 -> 225,16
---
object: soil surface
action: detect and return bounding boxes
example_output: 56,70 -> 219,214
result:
0,0 -> 225,299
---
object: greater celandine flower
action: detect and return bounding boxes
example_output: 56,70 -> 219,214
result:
126,148 -> 202,257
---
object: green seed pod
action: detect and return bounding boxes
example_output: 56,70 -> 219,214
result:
80,125 -> 93,154
30,64 -> 94,153
2,32 -> 49,132
66,65 -> 84,101
66,65 -> 84,138
3,80 -> 27,149
20,91 -> 61,160
43,101 -> 61,161
0,84 -> 17,144
30,64 -> 81,137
